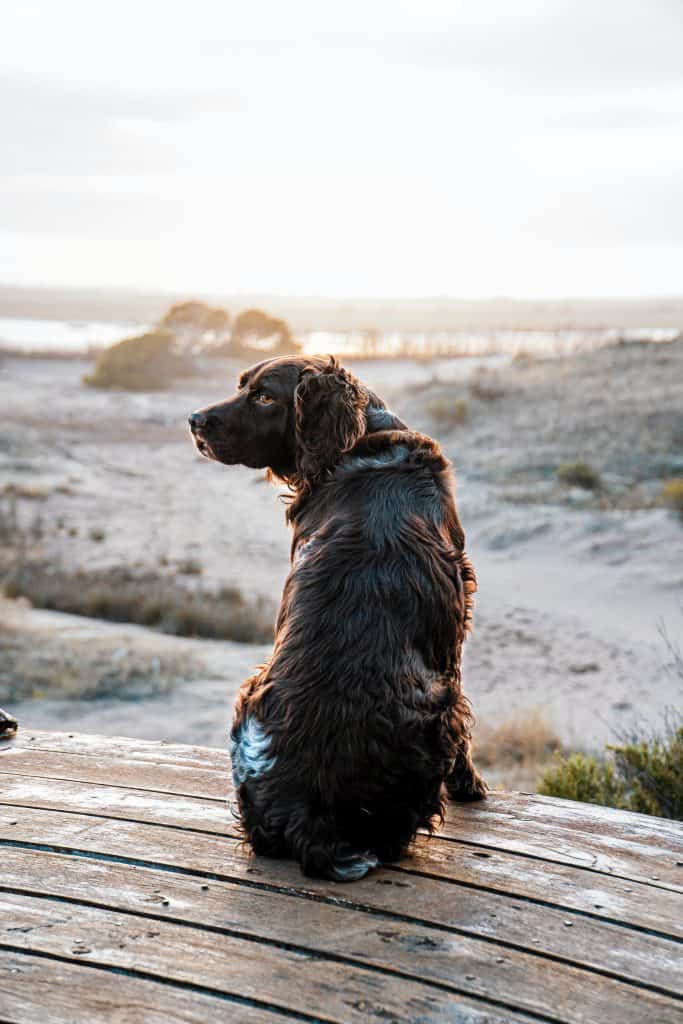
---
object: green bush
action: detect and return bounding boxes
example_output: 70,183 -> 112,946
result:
538,727 -> 683,819
83,330 -> 194,390
661,479 -> 683,521
555,460 -> 602,491
538,753 -> 624,806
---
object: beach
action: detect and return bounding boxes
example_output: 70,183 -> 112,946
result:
1,339 -> 682,778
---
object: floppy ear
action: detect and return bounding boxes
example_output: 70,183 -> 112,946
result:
294,357 -> 368,486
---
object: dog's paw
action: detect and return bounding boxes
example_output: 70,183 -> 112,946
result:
0,709 -> 18,740
330,846 -> 380,882
448,770 -> 488,802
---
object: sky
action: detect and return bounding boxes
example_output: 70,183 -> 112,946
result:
1,0 -> 683,299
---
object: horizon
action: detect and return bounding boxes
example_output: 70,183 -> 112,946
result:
3,280 -> 683,307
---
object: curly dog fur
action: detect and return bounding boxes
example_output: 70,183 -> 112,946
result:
189,355 -> 485,880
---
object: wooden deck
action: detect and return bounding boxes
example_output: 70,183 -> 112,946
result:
0,731 -> 681,1024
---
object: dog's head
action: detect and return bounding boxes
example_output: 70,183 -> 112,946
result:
189,355 -> 403,487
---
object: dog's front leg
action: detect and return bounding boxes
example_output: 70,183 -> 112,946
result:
444,691 -> 487,802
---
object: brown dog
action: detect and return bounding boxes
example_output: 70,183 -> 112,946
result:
190,355 -> 485,880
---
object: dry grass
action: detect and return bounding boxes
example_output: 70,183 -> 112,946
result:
425,396 -> 469,426
0,624 -> 198,702
473,709 -> 563,791
1,561 -> 274,644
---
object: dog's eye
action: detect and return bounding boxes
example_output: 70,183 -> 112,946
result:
256,394 -> 275,405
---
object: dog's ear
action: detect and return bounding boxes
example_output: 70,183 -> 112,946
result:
294,357 -> 368,486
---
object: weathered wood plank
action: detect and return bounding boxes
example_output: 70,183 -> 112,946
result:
1,774 -> 680,942
9,729 -> 231,772
0,732 -> 680,1024
3,740 -> 680,890
1,765 -> 681,937
436,806 -> 683,887
0,893 -> 564,1024
1,843 -> 680,1004
10,731 -> 683,848
0,950 -> 293,1024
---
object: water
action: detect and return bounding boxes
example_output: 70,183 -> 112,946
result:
0,317 -> 677,359
302,326 -> 679,359
0,317 -> 146,354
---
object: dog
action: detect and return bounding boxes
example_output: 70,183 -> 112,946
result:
189,355 -> 485,880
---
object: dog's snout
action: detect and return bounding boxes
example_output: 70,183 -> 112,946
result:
189,411 -> 208,433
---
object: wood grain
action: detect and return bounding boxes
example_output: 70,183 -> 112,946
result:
1,731 -> 681,1024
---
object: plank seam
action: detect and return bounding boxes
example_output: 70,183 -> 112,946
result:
7,749 -> 681,843
1,800 -> 680,932
2,884 -> 681,1005
1,841 -> 682,1004
0,933 -> 584,1024
0,944 -> 334,1023
411,834 -> 682,894
1,776 -> 677,893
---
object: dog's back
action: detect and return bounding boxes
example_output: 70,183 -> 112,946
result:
231,430 -> 483,880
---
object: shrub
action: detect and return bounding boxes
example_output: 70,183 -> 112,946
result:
425,396 -> 469,426
661,479 -> 683,521
555,460 -> 602,491
538,753 -> 624,806
83,330 -> 195,390
538,727 -> 683,820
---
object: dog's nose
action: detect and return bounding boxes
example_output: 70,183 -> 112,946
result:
188,411 -> 207,433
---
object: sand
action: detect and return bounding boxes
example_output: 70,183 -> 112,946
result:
1,342 -> 681,753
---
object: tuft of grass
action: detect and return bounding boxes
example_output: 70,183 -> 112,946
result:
83,330 -> 196,391
661,478 -> 683,521
556,460 -> 602,491
538,725 -> 683,820
425,396 -> 469,426
176,558 -> 203,576
2,562 -> 274,644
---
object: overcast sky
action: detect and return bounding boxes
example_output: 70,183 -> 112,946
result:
2,0 -> 682,298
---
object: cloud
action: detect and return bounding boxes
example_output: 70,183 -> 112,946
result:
1,72 -> 242,174
338,1 -> 683,92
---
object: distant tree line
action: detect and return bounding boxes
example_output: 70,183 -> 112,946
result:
160,301 -> 299,356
